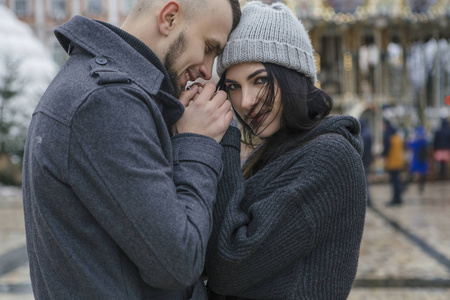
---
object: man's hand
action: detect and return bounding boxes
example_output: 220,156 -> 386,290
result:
173,83 -> 233,143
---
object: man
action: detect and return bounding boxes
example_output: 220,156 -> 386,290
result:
22,0 -> 240,299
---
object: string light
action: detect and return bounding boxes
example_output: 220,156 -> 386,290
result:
343,52 -> 353,72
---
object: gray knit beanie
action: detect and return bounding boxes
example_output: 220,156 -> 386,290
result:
217,1 -> 317,84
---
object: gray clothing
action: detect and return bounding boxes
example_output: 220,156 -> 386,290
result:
206,115 -> 366,299
22,16 -> 222,300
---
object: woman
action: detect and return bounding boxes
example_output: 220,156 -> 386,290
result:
382,118 -> 405,206
204,2 -> 366,299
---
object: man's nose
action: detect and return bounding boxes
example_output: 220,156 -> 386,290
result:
199,61 -> 213,81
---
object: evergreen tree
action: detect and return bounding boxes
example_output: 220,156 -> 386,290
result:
0,54 -> 26,185
0,54 -> 25,153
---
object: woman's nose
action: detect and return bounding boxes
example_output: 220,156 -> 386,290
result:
241,89 -> 257,111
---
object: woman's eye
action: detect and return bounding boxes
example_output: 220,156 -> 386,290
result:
255,77 -> 268,85
226,84 -> 239,91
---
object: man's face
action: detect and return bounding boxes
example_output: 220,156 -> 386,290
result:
164,31 -> 187,97
165,0 -> 233,97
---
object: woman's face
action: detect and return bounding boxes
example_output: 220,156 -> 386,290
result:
224,62 -> 282,138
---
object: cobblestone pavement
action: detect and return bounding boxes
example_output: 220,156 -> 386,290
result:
1,181 -> 449,299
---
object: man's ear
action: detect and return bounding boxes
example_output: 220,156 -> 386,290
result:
158,1 -> 182,36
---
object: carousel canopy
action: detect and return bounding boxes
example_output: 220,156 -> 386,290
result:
291,0 -> 449,25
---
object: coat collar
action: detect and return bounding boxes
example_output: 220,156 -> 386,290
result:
54,15 -> 184,126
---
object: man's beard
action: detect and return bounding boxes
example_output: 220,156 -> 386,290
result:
164,31 -> 187,97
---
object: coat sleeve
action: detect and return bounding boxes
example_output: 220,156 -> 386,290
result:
70,86 -> 223,289
205,131 -> 365,296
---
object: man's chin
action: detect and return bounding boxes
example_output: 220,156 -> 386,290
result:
165,69 -> 183,97
172,85 -> 184,98
168,78 -> 182,98
175,79 -> 189,97
173,76 -> 188,97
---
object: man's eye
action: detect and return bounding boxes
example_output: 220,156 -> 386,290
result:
205,44 -> 213,54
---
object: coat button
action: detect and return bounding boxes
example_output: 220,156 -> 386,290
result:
95,56 -> 107,65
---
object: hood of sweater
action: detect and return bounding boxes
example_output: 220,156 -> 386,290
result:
300,115 -> 363,154
261,115 -> 363,167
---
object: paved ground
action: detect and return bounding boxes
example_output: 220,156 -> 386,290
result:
0,180 -> 449,299
349,180 -> 450,299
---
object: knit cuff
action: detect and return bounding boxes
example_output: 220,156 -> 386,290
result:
220,126 -> 241,152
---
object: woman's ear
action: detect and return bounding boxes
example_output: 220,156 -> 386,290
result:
158,1 -> 182,36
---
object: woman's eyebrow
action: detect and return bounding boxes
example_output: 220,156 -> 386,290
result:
247,69 -> 267,80
225,79 -> 238,84
225,69 -> 267,84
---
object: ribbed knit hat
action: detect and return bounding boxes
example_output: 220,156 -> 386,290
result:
217,1 -> 317,84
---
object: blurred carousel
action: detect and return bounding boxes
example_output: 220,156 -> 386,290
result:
243,0 -> 450,150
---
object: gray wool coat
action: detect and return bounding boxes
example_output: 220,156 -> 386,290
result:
22,16 -> 222,300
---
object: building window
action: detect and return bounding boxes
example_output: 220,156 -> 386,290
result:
87,0 -> 103,15
121,0 -> 135,15
14,0 -> 30,17
50,0 -> 67,20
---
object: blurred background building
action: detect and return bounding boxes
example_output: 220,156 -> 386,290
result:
1,0 -> 135,65
0,0 -> 450,183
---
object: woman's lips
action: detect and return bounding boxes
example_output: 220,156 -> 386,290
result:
248,112 -> 269,125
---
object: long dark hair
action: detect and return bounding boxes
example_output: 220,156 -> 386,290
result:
218,63 -> 333,179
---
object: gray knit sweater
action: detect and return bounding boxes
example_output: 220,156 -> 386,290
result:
205,115 -> 366,299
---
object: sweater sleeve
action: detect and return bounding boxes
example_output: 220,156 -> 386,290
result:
206,133 -> 366,296
70,86 -> 222,289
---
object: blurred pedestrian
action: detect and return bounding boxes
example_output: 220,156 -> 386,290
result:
382,119 -> 406,206
406,126 -> 430,193
360,118 -> 373,206
433,118 -> 450,180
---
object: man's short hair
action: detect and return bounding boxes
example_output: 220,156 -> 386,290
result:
130,0 -> 240,31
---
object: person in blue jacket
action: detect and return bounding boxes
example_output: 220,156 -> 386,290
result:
21,0 -> 241,299
407,126 -> 430,193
